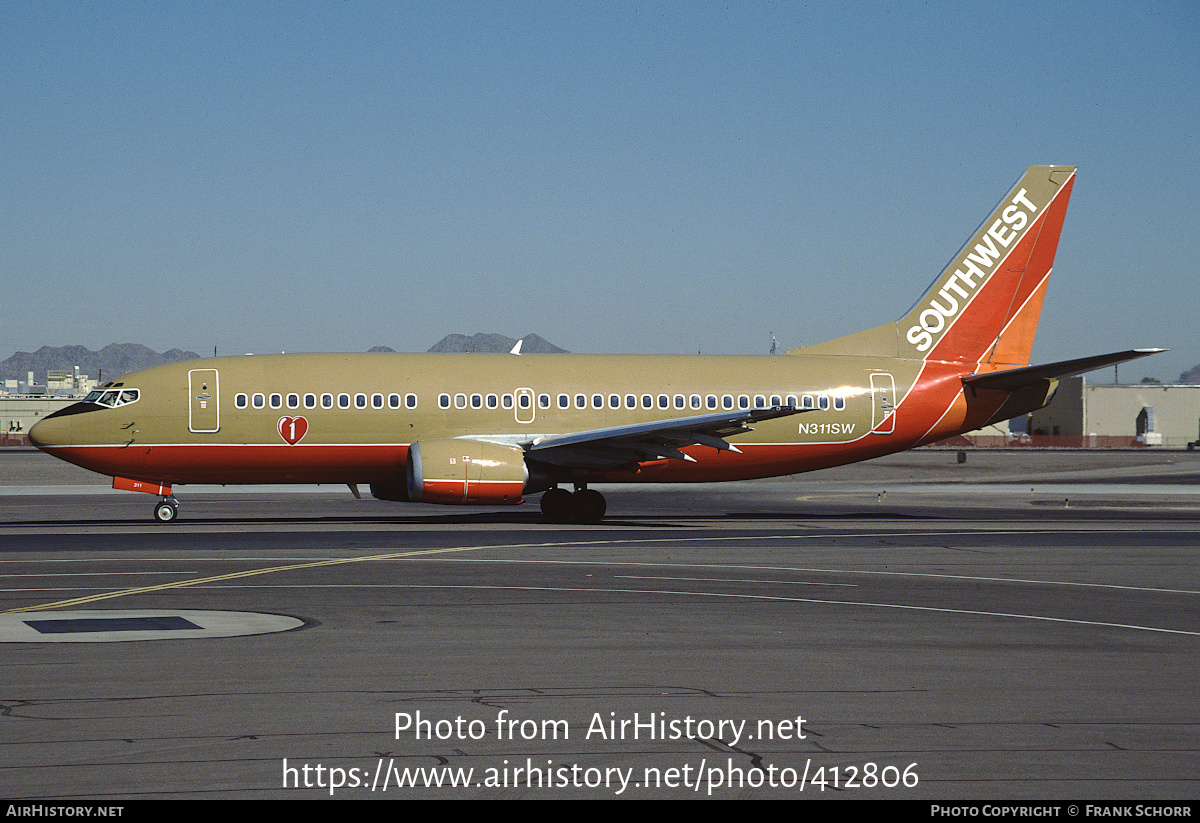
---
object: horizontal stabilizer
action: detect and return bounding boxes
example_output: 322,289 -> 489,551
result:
962,349 -> 1166,391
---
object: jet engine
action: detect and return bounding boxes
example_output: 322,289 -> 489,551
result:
396,439 -> 538,505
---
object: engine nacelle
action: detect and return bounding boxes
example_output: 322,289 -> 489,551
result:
406,439 -> 528,505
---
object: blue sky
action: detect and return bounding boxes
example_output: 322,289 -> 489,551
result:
3,1 -> 1197,381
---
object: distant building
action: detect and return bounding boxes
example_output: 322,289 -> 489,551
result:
0,367 -> 95,400
1,368 -> 97,440
1029,376 -> 1200,447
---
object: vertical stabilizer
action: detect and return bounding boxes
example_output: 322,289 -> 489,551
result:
896,165 -> 1075,365
790,166 -> 1075,365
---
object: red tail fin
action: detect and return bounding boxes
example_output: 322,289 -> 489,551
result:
899,165 -> 1076,366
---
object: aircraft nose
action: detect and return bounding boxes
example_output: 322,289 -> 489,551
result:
28,415 -> 69,450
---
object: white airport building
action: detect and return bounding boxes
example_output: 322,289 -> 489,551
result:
1028,376 -> 1200,448
0,368 -> 97,441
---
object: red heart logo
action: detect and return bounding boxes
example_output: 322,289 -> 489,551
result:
277,416 -> 308,445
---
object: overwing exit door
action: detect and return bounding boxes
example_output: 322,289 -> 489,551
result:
514,387 -> 535,424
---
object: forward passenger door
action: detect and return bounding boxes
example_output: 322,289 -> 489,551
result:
189,369 -> 220,433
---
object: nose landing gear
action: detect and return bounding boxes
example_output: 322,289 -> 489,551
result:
153,497 -> 180,523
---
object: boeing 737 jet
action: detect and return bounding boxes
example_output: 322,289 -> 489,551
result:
30,165 -> 1159,523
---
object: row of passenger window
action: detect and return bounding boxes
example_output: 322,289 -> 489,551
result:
233,391 -> 848,413
234,392 -> 418,410
436,392 -> 847,412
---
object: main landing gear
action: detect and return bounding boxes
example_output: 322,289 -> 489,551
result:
153,496 -> 180,523
540,485 -> 607,524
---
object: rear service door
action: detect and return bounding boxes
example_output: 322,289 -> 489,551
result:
189,369 -> 220,433
870,372 -> 896,435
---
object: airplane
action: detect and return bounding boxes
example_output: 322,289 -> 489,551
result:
29,165 -> 1161,524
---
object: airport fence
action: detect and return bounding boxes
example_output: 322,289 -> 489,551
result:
928,434 -> 1155,449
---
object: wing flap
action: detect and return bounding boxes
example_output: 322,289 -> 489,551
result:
526,405 -> 808,468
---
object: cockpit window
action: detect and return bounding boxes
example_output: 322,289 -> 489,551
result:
83,389 -> 140,408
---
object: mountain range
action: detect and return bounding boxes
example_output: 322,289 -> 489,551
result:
1,344 -> 202,384
424,333 -> 567,354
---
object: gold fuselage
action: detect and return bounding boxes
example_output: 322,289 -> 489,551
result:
28,350 -> 1020,489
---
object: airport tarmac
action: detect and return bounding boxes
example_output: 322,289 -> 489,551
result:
0,448 -> 1197,800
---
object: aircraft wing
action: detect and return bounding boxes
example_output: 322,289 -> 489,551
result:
522,405 -> 809,468
963,349 -> 1166,392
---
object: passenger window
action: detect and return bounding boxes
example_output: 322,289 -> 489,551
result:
253,393 -> 265,409
593,395 -> 604,409
802,395 -> 814,409
372,394 -> 384,409
738,395 -> 750,409
625,395 -> 636,409
558,394 -> 569,409
722,395 -> 734,410
576,394 -> 587,409
321,393 -> 334,409
503,394 -> 514,409
235,393 -> 248,409
642,395 -> 653,409
355,394 -> 367,409
438,394 -> 450,409
690,395 -> 701,409
538,394 -> 550,409
786,395 -> 797,408
753,395 -> 766,409
304,393 -> 316,409
270,394 -> 282,409
609,395 -> 620,409
338,394 -> 351,409
487,394 -> 498,409
406,394 -> 418,409
287,393 -> 300,409
471,394 -> 482,409
770,395 -> 781,407
658,395 -> 669,409
834,396 -> 846,411
707,395 -> 718,410
818,395 -> 830,410
388,394 -> 401,409
454,394 -> 467,409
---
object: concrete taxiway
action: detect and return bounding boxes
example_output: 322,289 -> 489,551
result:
0,449 -> 1197,799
